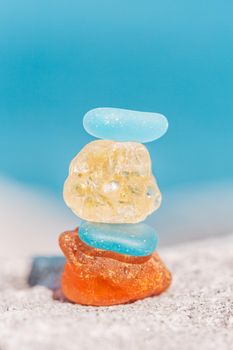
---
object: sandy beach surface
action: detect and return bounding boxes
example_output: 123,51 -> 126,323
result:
0,234 -> 232,350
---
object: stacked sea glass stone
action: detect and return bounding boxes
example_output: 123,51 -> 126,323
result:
59,108 -> 171,306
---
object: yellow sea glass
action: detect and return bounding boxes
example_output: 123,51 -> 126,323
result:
63,140 -> 161,223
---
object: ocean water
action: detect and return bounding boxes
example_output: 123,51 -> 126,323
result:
0,0 -> 232,196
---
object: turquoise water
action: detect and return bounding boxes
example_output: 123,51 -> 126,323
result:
0,1 -> 232,195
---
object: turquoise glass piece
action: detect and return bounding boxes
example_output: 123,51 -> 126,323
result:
83,107 -> 168,143
78,221 -> 158,256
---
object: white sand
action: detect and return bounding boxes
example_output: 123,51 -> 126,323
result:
0,234 -> 232,350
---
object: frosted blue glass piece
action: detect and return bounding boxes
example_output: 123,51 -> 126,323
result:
83,107 -> 168,143
79,221 -> 158,256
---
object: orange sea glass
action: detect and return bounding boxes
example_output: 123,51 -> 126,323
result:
59,228 -> 171,306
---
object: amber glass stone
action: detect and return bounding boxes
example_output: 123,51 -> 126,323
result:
63,140 -> 161,223
59,229 -> 171,306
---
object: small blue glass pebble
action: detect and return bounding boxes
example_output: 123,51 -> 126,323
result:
79,221 -> 158,257
83,107 -> 168,143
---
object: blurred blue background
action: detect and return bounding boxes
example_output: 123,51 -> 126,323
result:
0,0 -> 233,196
0,1 -> 233,256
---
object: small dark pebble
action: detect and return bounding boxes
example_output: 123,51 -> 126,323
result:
28,256 -> 65,291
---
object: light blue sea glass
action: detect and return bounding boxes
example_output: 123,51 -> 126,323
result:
78,221 -> 158,256
83,107 -> 168,143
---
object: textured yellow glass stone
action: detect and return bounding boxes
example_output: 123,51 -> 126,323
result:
63,140 -> 161,223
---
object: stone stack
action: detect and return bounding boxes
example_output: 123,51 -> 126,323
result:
59,108 -> 171,306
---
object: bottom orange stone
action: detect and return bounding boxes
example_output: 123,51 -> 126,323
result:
59,228 -> 172,306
